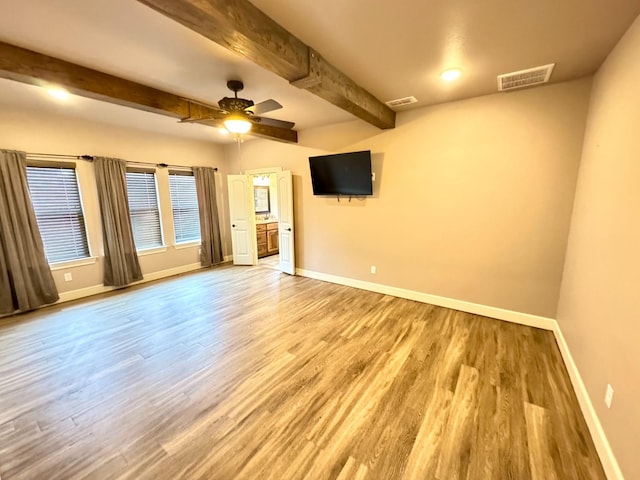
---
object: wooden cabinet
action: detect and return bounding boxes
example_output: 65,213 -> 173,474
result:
256,224 -> 267,258
267,223 -> 279,254
256,222 -> 278,258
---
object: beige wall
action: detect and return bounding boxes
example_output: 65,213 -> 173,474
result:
0,105 -> 231,295
227,78 -> 592,318
557,16 -> 640,480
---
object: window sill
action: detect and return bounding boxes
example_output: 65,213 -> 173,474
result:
137,246 -> 168,256
50,257 -> 98,271
173,241 -> 201,250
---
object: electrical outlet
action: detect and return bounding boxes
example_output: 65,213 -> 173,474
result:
63,272 -> 72,282
372,172 -> 376,181
605,384 -> 614,408
370,265 -> 377,274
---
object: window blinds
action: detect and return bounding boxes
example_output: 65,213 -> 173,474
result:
125,171 -> 163,250
169,172 -> 201,244
26,166 -> 90,263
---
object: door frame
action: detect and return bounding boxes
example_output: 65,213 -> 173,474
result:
232,167 -> 294,273
246,167 -> 280,266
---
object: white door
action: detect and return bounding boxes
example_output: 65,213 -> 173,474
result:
227,175 -> 255,265
277,171 -> 295,275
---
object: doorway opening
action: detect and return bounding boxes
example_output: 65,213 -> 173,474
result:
227,168 -> 295,274
251,172 -> 280,268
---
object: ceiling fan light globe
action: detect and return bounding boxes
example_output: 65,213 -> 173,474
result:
224,112 -> 252,134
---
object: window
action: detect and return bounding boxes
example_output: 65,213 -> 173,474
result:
169,172 -> 201,244
125,170 -> 163,250
26,165 -> 90,263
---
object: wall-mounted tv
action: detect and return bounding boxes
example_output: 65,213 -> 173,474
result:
309,150 -> 373,196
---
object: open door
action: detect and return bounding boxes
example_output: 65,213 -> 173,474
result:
227,175 -> 255,265
277,170 -> 295,275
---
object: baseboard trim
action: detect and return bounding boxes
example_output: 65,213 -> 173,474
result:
295,268 -> 555,330
143,262 -> 204,283
552,324 -> 624,480
57,262 -> 204,304
58,284 -> 111,303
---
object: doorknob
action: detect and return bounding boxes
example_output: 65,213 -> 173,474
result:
232,224 -> 236,228
286,227 -> 292,231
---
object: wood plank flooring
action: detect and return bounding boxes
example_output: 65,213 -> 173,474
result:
0,265 -> 605,479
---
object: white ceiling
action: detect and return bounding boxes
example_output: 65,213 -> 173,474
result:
0,0 -> 352,143
1,0 -> 639,143
0,77 -> 232,143
251,0 -> 640,106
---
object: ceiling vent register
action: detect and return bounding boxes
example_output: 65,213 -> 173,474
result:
497,64 -> 555,91
385,96 -> 418,108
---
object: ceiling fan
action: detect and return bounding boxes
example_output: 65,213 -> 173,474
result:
180,80 -> 295,134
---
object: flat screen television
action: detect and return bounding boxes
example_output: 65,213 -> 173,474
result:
309,150 -> 373,196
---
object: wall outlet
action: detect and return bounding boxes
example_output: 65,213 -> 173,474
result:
370,265 -> 377,274
372,172 -> 376,181
63,272 -> 72,282
605,384 -> 614,408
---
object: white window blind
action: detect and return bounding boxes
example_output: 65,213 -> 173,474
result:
26,165 -> 90,263
125,170 -> 163,250
169,172 -> 201,244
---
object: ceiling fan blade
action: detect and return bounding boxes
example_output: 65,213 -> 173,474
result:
246,99 -> 282,116
252,116 -> 295,130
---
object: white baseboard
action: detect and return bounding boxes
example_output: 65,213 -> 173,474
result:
57,262 -> 203,304
552,324 -> 624,480
295,268 -> 556,330
143,262 -> 204,282
57,284 -> 112,303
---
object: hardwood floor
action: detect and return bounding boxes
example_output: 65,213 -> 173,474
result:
0,265 -> 605,479
258,253 -> 280,270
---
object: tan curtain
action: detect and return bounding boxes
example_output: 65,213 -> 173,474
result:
0,149 -> 59,314
94,157 -> 143,287
194,167 -> 223,267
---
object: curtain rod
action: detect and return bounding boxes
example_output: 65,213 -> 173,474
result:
26,153 -> 93,161
25,153 -> 218,171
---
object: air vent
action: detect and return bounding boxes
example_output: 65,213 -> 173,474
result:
385,96 -> 418,108
497,64 -> 555,91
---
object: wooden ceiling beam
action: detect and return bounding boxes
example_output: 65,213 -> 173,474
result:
0,41 -> 297,144
136,0 -> 396,130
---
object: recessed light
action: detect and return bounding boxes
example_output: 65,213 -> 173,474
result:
48,87 -> 70,100
440,68 -> 462,82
